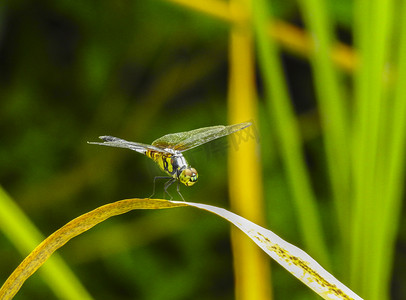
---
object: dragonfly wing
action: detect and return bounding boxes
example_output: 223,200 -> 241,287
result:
152,122 -> 251,152
88,136 -> 165,154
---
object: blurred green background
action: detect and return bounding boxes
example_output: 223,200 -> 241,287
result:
1,0 -> 405,299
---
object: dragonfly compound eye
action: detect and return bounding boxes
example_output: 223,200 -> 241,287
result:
180,168 -> 198,186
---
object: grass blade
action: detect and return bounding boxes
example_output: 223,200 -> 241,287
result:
297,0 -> 350,248
371,1 -> 406,298
351,0 -> 395,297
0,186 -> 93,300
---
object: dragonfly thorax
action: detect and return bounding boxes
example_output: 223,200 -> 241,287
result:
169,152 -> 198,186
147,150 -> 198,186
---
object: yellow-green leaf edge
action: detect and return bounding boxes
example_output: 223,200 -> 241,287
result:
0,198 -> 362,300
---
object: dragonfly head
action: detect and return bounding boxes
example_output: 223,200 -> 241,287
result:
179,168 -> 198,186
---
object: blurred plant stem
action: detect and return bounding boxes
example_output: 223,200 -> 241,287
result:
0,186 -> 93,300
252,0 -> 330,268
297,0 -> 350,258
164,0 -> 357,73
351,0 -> 392,297
227,0 -> 272,299
350,0 -> 406,298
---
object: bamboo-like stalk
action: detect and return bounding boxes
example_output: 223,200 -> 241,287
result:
227,0 -> 272,299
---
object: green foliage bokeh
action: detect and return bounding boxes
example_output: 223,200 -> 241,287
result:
1,0 -> 406,299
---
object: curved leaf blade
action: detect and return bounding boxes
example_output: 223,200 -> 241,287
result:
1,199 -> 361,300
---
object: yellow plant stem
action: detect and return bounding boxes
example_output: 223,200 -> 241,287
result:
227,0 -> 271,299
164,0 -> 357,73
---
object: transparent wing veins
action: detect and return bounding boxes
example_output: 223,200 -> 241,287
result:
88,136 -> 165,154
152,122 -> 252,152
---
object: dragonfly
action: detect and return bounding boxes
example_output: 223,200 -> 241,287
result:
88,122 -> 252,200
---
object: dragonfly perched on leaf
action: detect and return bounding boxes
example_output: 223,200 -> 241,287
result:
88,122 -> 252,200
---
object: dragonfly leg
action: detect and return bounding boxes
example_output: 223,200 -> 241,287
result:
176,181 -> 185,201
163,178 -> 177,200
149,176 -> 172,199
